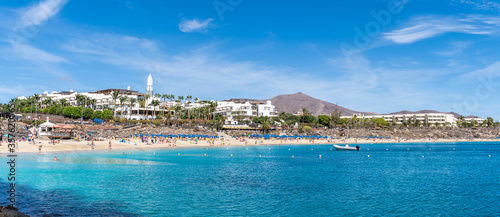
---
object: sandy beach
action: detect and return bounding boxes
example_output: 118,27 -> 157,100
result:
2,133 -> 498,155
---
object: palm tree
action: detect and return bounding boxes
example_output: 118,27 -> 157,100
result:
193,97 -> 199,124
150,100 -> 160,124
110,91 -> 120,117
59,99 -> 69,107
261,120 -> 271,134
32,94 -> 40,119
162,94 -> 169,118
186,95 -> 192,121
128,97 -> 137,120
485,117 -> 494,128
119,96 -> 128,118
138,96 -> 146,120
301,108 -> 310,125
144,94 -> 151,119
42,98 -> 53,108
88,98 -> 97,110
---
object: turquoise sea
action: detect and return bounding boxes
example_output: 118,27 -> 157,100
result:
0,142 -> 499,216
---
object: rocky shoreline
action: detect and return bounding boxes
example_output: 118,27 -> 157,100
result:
0,206 -> 29,217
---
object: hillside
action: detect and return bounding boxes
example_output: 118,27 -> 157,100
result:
266,92 -> 358,116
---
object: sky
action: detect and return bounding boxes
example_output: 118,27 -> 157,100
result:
1,0 -> 500,119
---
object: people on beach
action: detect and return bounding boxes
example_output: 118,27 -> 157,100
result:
38,145 -> 42,154
109,141 -> 112,149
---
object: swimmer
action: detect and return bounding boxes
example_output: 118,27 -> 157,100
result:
53,156 -> 58,161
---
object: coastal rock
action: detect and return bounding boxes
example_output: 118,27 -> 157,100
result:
0,206 -> 30,217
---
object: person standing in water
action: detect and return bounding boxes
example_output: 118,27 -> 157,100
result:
108,140 -> 112,149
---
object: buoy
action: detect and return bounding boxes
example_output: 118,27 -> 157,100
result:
407,148 -> 409,150
204,154 -> 206,156
269,148 -> 271,150
386,149 -> 388,150
259,155 -> 261,157
154,153 -> 155,155
422,156 -> 424,158
311,149 -> 313,151
292,155 -> 294,158
129,152 -> 131,154
319,155 -> 321,158
429,148 -> 431,150
206,148 -> 208,149
367,149 -> 369,151
178,153 -> 180,155
231,154 -> 233,157
474,149 -> 475,150
289,149 -> 290,151
367,155 -> 370,158
489,155 -> 491,157
453,148 -> 455,150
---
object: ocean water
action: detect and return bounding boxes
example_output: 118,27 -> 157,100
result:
0,142 -> 499,216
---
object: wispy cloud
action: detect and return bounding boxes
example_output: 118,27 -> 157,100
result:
434,41 -> 472,56
454,0 -> 500,10
383,15 -> 500,44
60,33 -> 336,99
16,0 -> 68,29
179,18 -> 214,33
6,40 -> 66,63
460,61 -> 500,80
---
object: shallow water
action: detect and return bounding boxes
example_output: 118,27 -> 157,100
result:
0,142 -> 499,216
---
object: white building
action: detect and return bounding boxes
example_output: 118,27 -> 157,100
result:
20,74 -> 220,121
340,113 -> 458,127
216,99 -> 278,124
21,74 -> 166,120
463,117 -> 485,124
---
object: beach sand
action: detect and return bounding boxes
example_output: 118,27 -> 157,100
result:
1,133 -> 497,155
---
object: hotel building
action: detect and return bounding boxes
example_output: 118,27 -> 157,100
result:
340,113 -> 458,127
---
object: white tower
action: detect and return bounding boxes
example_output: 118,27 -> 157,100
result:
146,74 -> 153,97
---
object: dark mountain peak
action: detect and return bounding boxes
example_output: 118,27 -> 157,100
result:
267,93 -> 358,116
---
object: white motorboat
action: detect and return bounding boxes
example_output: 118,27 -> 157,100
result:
333,144 -> 360,151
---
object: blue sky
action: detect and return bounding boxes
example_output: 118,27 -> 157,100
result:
1,0 -> 500,119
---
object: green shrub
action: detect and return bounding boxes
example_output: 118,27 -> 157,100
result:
83,108 -> 94,120
92,110 -> 102,119
49,107 -> 57,115
102,110 -> 113,120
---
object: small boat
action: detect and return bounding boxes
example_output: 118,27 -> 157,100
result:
333,144 -> 360,151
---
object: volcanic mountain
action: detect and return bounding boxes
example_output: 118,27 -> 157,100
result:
266,92 -> 365,116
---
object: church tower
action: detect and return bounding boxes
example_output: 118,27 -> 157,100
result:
146,74 -> 153,97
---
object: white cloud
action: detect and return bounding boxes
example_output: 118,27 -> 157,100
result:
460,61 -> 500,80
383,15 -> 500,44
0,85 -> 25,96
16,0 -> 68,29
60,34 -> 338,100
179,18 -> 214,33
454,0 -> 500,10
434,41 -> 472,56
8,40 -> 66,63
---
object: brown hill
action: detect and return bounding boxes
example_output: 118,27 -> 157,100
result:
267,92 -> 358,116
